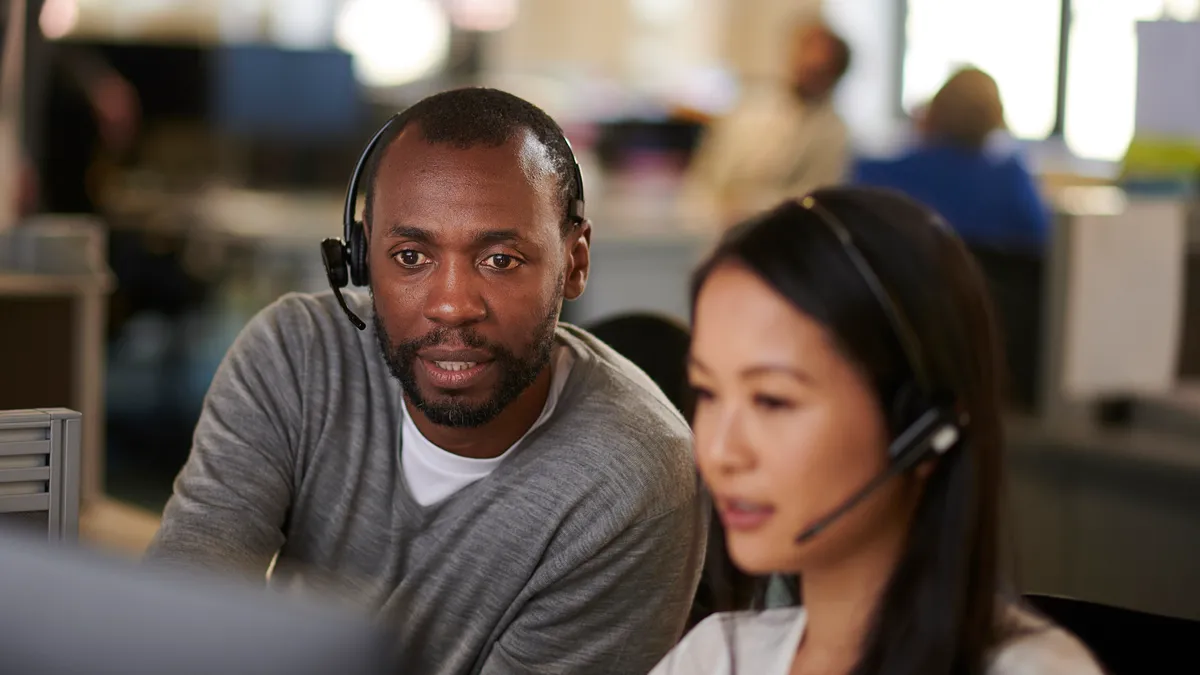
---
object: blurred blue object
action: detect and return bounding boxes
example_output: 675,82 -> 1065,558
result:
211,45 -> 363,143
853,144 -> 1051,251
0,529 -> 395,675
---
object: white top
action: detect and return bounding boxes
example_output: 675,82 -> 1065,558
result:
681,86 -> 849,224
401,343 -> 576,506
651,605 -> 1105,675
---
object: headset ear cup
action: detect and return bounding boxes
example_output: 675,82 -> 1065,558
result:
348,221 -> 369,287
888,383 -> 925,457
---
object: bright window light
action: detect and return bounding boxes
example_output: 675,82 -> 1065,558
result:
630,0 -> 693,27
1063,0 -> 1168,161
335,0 -> 450,88
1166,0 -> 1200,20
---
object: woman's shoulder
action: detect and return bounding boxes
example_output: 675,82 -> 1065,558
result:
988,605 -> 1106,675
649,608 -> 806,675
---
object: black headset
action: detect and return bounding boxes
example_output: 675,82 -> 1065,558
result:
320,112 -> 588,330
795,195 -> 966,543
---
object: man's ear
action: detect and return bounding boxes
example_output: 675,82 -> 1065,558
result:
563,220 -> 592,301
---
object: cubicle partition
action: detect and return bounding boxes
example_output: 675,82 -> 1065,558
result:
1004,191 -> 1200,620
0,408 -> 81,541
0,218 -> 112,509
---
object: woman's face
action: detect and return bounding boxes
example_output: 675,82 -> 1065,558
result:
689,263 -> 918,575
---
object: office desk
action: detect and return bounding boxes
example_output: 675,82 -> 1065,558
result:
1008,416 -> 1200,620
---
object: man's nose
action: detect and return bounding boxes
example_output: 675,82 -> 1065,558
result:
423,259 -> 488,328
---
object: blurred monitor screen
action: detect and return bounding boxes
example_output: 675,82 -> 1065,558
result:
211,45 -> 363,143
0,529 -> 394,675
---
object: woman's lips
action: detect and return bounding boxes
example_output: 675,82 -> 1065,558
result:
716,497 -> 776,531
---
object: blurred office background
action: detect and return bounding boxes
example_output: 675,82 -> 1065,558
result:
3,0 -> 1200,620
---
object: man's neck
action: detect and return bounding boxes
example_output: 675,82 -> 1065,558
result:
406,367 -> 553,460
790,85 -> 830,108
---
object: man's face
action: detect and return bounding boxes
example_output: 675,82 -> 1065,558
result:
791,28 -> 838,100
368,126 -> 590,428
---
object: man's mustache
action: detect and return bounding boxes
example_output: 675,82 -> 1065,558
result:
398,327 -> 498,355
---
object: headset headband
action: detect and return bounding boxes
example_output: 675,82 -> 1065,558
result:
800,196 -> 933,395
342,114 -> 586,240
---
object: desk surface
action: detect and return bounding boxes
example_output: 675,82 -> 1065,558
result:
1008,414 -> 1200,479
0,272 -> 114,297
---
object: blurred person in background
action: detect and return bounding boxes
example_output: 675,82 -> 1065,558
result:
6,0 -> 140,217
145,88 -> 706,675
853,68 -> 1049,251
681,19 -> 851,226
652,190 -> 1101,674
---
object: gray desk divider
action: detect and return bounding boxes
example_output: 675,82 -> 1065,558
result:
0,409 -> 81,541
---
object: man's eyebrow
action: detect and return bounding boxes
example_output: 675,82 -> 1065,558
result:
474,229 -> 524,245
384,225 -> 435,243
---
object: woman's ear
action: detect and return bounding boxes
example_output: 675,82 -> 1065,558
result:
914,458 -> 938,482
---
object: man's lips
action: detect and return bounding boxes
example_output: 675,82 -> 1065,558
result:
417,347 -> 493,368
416,347 -> 495,389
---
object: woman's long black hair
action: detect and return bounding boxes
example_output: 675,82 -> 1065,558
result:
690,187 -> 1009,675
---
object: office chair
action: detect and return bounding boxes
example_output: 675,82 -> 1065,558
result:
1024,593 -> 1200,674
968,244 -> 1044,412
586,312 -> 692,416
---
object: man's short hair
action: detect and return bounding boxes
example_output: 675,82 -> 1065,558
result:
825,28 -> 852,84
795,20 -> 852,86
362,87 -> 581,234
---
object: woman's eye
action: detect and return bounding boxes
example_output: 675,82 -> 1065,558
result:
395,250 -> 429,267
689,385 -> 716,402
482,254 -> 522,270
753,394 -> 794,411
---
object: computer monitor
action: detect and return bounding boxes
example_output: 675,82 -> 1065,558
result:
0,531 -> 395,675
210,44 -> 363,143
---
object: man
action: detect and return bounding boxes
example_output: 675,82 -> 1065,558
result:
682,19 -> 852,225
146,88 -> 706,674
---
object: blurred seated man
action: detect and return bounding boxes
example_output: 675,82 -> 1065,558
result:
853,68 -> 1050,251
682,19 -> 852,226
8,0 -> 140,217
145,88 -> 706,675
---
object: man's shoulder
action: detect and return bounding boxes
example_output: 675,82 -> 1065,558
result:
536,326 -> 696,517
557,324 -> 691,443
240,290 -> 369,352
251,289 -> 363,328
221,290 -> 379,400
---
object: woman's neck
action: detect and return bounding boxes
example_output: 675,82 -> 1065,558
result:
790,522 -> 911,675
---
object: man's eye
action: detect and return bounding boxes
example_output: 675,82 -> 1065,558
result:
395,250 -> 429,267
482,254 -> 522,270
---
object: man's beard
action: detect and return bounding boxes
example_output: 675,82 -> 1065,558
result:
372,297 -> 560,429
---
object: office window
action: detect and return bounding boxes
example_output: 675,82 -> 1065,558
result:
902,0 -> 1200,161
1063,0 -> 1171,161
902,0 -> 1062,140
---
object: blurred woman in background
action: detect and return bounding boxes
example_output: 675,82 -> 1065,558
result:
652,189 -> 1100,674
853,69 -> 1049,251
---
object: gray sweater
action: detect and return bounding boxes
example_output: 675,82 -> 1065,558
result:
145,291 -> 707,675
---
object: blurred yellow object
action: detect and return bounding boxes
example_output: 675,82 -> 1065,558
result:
1122,136 -> 1200,179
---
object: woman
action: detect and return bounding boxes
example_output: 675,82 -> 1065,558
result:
853,68 -> 1049,251
652,189 -> 1101,674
